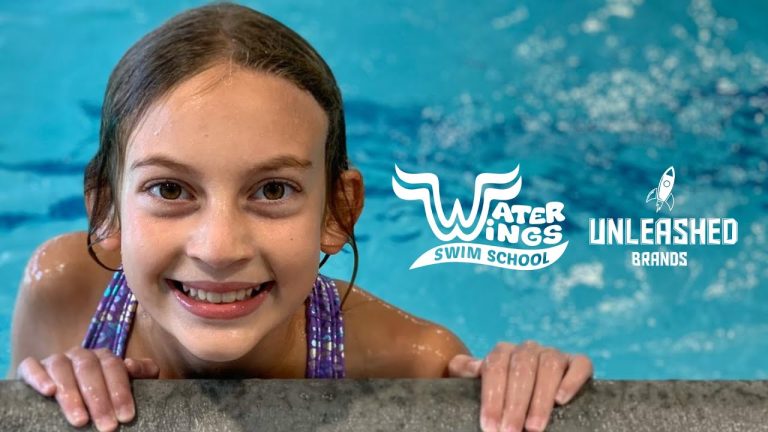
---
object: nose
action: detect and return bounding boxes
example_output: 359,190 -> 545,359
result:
186,202 -> 256,270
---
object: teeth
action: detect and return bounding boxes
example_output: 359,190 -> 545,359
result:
178,282 -> 266,304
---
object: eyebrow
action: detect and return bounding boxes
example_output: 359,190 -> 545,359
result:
129,154 -> 313,176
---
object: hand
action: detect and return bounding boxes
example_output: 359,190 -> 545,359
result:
448,341 -> 593,432
17,347 -> 160,432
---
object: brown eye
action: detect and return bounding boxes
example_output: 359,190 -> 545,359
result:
150,181 -> 184,200
262,181 -> 285,200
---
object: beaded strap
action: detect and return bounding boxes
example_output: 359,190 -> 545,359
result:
81,269 -> 138,357
305,275 -> 346,378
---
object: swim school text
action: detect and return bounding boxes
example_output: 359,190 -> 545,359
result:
433,244 -> 552,267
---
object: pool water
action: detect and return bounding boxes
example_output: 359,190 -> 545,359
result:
1,0 -> 767,379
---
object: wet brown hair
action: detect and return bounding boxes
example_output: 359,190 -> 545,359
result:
84,2 -> 358,308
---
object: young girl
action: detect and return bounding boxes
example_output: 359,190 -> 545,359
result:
8,3 -> 592,432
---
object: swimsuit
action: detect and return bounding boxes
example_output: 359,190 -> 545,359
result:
81,269 -> 345,378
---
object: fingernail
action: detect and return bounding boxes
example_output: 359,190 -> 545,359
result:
500,421 -> 520,432
95,416 -> 117,432
525,416 -> 547,431
480,414 -> 498,432
116,405 -> 135,423
556,389 -> 569,404
68,409 -> 88,426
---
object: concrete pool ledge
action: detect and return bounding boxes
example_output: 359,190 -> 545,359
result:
0,379 -> 767,431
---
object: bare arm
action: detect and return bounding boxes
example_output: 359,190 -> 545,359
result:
335,278 -> 471,378
410,323 -> 472,378
8,233 -> 102,377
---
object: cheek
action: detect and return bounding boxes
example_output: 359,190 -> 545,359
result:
119,197 -> 177,265
117,200 -> 178,306
261,197 -> 326,279
265,214 -> 322,264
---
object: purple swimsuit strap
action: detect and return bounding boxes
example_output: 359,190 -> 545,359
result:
305,274 -> 346,378
82,271 -> 345,378
81,270 -> 137,358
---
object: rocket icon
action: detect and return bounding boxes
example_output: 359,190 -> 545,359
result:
646,166 -> 675,212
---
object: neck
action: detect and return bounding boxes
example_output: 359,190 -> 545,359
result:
133,301 -> 306,379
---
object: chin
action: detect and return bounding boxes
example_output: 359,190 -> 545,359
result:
183,339 -> 255,363
192,348 -> 249,363
174,326 -> 263,363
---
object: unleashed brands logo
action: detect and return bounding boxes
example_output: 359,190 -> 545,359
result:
589,166 -> 739,267
392,165 -> 569,270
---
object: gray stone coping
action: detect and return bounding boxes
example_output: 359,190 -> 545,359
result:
0,379 -> 766,431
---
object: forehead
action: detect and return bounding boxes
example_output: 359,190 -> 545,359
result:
125,63 -> 328,168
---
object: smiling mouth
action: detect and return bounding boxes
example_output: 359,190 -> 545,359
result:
167,280 -> 274,304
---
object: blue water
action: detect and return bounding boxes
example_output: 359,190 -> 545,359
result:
1,0 -> 767,379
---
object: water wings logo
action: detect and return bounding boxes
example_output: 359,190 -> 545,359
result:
392,165 -> 569,270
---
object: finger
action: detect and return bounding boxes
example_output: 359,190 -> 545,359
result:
41,354 -> 90,427
524,349 -> 569,432
499,341 -> 541,432
479,342 -> 515,432
555,354 -> 594,405
66,348 -> 118,432
93,350 -> 135,423
125,358 -> 160,379
17,357 -> 56,396
448,354 -> 482,378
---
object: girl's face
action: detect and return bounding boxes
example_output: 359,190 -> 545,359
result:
118,63 -> 329,362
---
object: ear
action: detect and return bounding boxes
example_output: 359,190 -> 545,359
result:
321,169 -> 364,255
96,230 -> 121,252
85,189 -> 121,252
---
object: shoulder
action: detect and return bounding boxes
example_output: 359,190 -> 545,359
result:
9,231 -> 116,375
331,278 -> 471,378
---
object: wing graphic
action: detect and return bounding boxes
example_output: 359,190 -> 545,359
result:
392,164 -> 522,241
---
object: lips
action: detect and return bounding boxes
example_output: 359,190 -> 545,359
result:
166,278 -> 275,320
